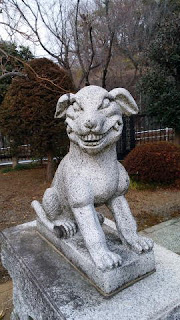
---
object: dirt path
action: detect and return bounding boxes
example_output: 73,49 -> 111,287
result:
0,167 -> 49,232
98,188 -> 180,231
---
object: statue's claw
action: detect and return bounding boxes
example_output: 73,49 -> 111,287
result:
54,221 -> 78,238
123,235 -> 154,254
89,247 -> 122,271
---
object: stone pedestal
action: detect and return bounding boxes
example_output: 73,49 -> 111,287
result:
37,218 -> 155,295
1,221 -> 180,320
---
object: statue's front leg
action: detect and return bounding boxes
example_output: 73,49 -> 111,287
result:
72,204 -> 122,271
107,195 -> 153,253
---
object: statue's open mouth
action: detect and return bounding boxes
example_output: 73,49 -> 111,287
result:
80,132 -> 107,146
80,122 -> 120,147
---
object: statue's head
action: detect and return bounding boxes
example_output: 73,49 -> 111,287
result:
55,85 -> 138,154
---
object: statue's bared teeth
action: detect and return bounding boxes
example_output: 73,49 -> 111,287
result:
81,129 -> 112,145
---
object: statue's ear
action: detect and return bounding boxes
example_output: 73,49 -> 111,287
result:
55,93 -> 75,118
109,88 -> 138,116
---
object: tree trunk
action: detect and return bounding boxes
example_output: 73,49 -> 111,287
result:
174,130 -> 180,146
46,151 -> 55,182
12,156 -> 18,168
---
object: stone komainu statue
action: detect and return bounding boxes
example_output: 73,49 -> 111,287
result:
32,85 -> 153,271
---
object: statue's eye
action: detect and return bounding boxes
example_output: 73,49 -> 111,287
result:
101,98 -> 110,109
73,102 -> 82,112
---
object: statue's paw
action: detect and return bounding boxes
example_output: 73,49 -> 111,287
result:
124,235 -> 154,254
91,249 -> 122,271
54,221 -> 78,238
137,236 -> 154,252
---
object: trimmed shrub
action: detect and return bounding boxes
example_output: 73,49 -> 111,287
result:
0,58 -> 74,180
123,142 -> 180,184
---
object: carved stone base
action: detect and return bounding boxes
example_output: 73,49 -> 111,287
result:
37,218 -> 155,295
1,221 -> 180,320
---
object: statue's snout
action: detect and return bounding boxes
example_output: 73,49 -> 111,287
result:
84,118 -> 98,129
82,111 -> 105,133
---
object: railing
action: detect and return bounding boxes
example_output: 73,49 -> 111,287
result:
117,115 -> 175,160
134,115 -> 174,144
0,115 -> 176,163
0,144 -> 31,163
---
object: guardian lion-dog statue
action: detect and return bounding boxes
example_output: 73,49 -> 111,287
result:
32,85 -> 153,272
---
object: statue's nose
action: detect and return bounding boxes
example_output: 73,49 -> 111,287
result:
84,119 -> 97,129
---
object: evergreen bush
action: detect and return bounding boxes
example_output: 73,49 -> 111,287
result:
124,142 -> 180,184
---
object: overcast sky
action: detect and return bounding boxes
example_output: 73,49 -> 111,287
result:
0,0 -> 95,60
0,20 -> 49,58
0,0 -> 68,59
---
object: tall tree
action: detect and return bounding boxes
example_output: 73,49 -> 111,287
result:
0,40 -> 33,163
0,40 -> 33,104
138,8 -> 180,144
0,0 -> 177,89
0,58 -> 74,179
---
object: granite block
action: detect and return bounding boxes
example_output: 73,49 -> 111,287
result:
1,221 -> 180,320
143,222 -> 180,255
37,218 -> 155,295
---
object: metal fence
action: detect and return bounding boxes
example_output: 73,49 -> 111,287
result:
116,115 -> 174,160
0,115 -> 175,163
134,115 -> 174,145
0,144 -> 31,163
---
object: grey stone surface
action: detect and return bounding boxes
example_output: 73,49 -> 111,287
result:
32,85 -> 153,273
37,219 -> 155,295
142,217 -> 180,255
1,221 -> 180,320
143,217 -> 180,233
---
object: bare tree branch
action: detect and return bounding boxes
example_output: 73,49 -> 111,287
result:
0,47 -> 71,93
74,0 -> 86,79
102,32 -> 114,88
1,0 -> 173,91
101,0 -> 115,88
0,71 -> 26,81
0,22 -> 35,41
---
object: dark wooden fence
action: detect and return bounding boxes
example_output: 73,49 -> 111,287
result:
0,115 -> 175,163
116,116 -> 136,160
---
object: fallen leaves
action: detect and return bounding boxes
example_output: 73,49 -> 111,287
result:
0,309 -> 5,319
